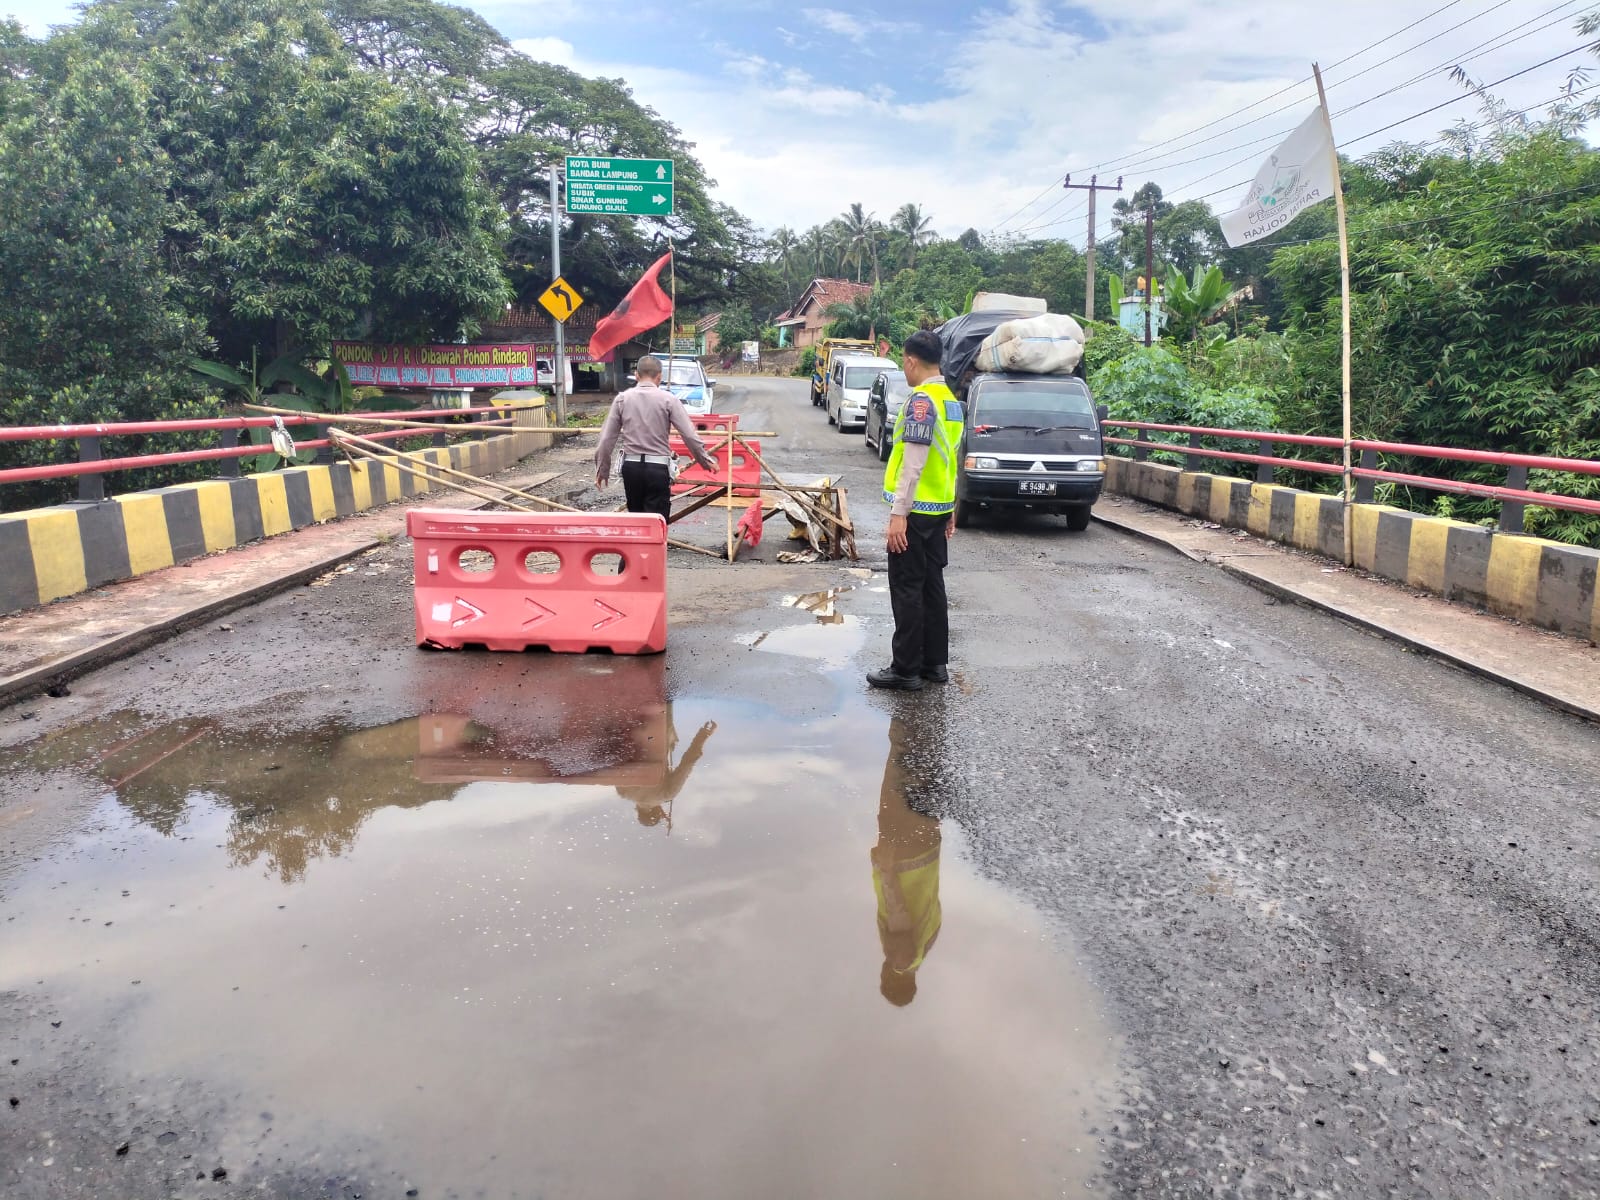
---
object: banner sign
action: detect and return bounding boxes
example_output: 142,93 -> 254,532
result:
333,342 -> 596,389
1219,106 -> 1338,248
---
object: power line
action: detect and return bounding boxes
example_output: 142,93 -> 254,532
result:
1114,2 -> 1584,182
1009,76 -> 1600,249
1108,0 -> 1534,178
1066,0 -> 1477,179
1159,42 -> 1595,205
989,0 -> 1481,232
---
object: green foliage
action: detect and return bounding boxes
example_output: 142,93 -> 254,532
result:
1162,265 -> 1232,342
1091,345 -> 1277,476
0,11 -> 213,505
795,347 -> 816,379
712,303 -> 759,352
1271,128 -> 1600,540
1082,323 -> 1140,376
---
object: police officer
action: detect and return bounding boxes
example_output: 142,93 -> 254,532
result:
868,329 -> 963,691
595,355 -> 717,521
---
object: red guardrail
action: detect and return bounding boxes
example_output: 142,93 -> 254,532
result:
0,405 -> 530,503
1102,420 -> 1600,530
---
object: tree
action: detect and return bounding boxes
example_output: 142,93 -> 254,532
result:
889,203 -> 935,270
768,226 -> 801,292
119,0 -> 510,361
0,13 -> 208,458
837,202 -> 881,284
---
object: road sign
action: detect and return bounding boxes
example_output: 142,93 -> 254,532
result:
565,156 -> 675,216
537,276 -> 584,322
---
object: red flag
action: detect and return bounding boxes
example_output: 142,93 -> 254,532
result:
588,252 -> 674,362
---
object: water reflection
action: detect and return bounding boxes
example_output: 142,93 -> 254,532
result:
18,660 -> 714,877
872,712 -> 943,1006
615,719 -> 717,829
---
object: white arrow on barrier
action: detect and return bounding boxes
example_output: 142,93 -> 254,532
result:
591,599 -> 626,630
451,597 -> 486,628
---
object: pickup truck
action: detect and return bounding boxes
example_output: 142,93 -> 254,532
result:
953,372 -> 1109,531
809,337 -> 875,407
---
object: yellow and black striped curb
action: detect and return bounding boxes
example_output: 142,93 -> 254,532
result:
0,426 -> 554,615
1106,457 -> 1600,644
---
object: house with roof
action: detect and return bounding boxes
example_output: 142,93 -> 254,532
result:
773,279 -> 873,349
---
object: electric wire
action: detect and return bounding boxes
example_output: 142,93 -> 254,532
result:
1107,0 -> 1539,177
991,0 -> 1484,229
1155,43 -> 1596,206
1114,5 -> 1587,182
991,0 -> 1585,234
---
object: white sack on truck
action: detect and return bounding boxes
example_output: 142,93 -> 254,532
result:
970,292 -> 1048,316
973,313 -> 1087,376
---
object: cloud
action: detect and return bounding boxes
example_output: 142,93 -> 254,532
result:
799,6 -> 915,42
511,37 -> 578,68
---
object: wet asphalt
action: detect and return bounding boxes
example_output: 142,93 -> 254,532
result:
2,376 -> 1598,1199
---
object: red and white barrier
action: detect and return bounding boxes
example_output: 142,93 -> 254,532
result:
407,509 -> 668,654
670,435 -> 763,497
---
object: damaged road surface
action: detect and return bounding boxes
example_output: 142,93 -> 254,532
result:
4,378 -> 1600,1199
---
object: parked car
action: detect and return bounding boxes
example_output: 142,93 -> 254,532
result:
953,372 -> 1109,531
659,356 -> 716,414
535,357 -> 573,393
826,355 -> 897,432
862,368 -> 910,461
810,337 -> 875,407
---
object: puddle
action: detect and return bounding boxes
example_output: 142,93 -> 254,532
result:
736,588 -> 867,668
3,667 -> 1119,1198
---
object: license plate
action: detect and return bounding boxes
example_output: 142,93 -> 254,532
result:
1018,480 -> 1057,496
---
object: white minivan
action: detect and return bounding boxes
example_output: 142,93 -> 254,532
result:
826,354 -> 897,432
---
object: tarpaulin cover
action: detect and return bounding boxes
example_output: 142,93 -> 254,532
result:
936,311 -> 1033,388
937,311 -> 1087,392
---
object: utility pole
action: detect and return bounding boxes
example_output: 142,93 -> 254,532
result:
1144,207 -> 1156,347
548,163 -> 567,425
1064,174 -> 1121,322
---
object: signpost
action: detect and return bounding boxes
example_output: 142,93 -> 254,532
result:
564,156 -> 675,216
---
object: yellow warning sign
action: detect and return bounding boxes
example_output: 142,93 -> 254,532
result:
537,276 -> 584,322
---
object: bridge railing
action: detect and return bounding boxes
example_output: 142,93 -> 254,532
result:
1101,421 -> 1600,531
0,406 -> 525,505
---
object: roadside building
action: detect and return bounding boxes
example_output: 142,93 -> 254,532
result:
774,278 -> 873,349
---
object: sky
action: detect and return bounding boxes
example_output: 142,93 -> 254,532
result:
8,0 -> 1597,243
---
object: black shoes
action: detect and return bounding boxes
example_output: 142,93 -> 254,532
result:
866,665 -> 949,689
866,667 -> 924,691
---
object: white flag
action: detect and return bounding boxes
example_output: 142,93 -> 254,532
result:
1219,106 -> 1338,248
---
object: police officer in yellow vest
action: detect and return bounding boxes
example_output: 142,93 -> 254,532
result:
870,329 -> 964,691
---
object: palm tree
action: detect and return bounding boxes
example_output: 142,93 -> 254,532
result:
838,203 -> 878,284
801,225 -> 832,283
769,227 -> 800,291
889,203 -> 935,269
824,291 -> 894,341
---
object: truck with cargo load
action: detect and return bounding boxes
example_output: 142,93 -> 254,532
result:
809,337 -> 875,408
936,303 -> 1109,531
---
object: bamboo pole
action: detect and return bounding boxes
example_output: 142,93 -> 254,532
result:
1313,63 -> 1355,568
243,404 -> 582,441
329,429 -> 721,557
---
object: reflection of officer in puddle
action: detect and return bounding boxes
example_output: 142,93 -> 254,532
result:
871,714 -> 941,1006
615,718 -> 717,828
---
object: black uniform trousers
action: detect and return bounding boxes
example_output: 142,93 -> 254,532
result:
620,460 -> 673,522
887,512 -> 950,676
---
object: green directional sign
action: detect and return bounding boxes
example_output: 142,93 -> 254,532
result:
564,156 -> 675,216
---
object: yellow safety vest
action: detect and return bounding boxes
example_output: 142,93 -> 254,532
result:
881,379 -> 964,516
